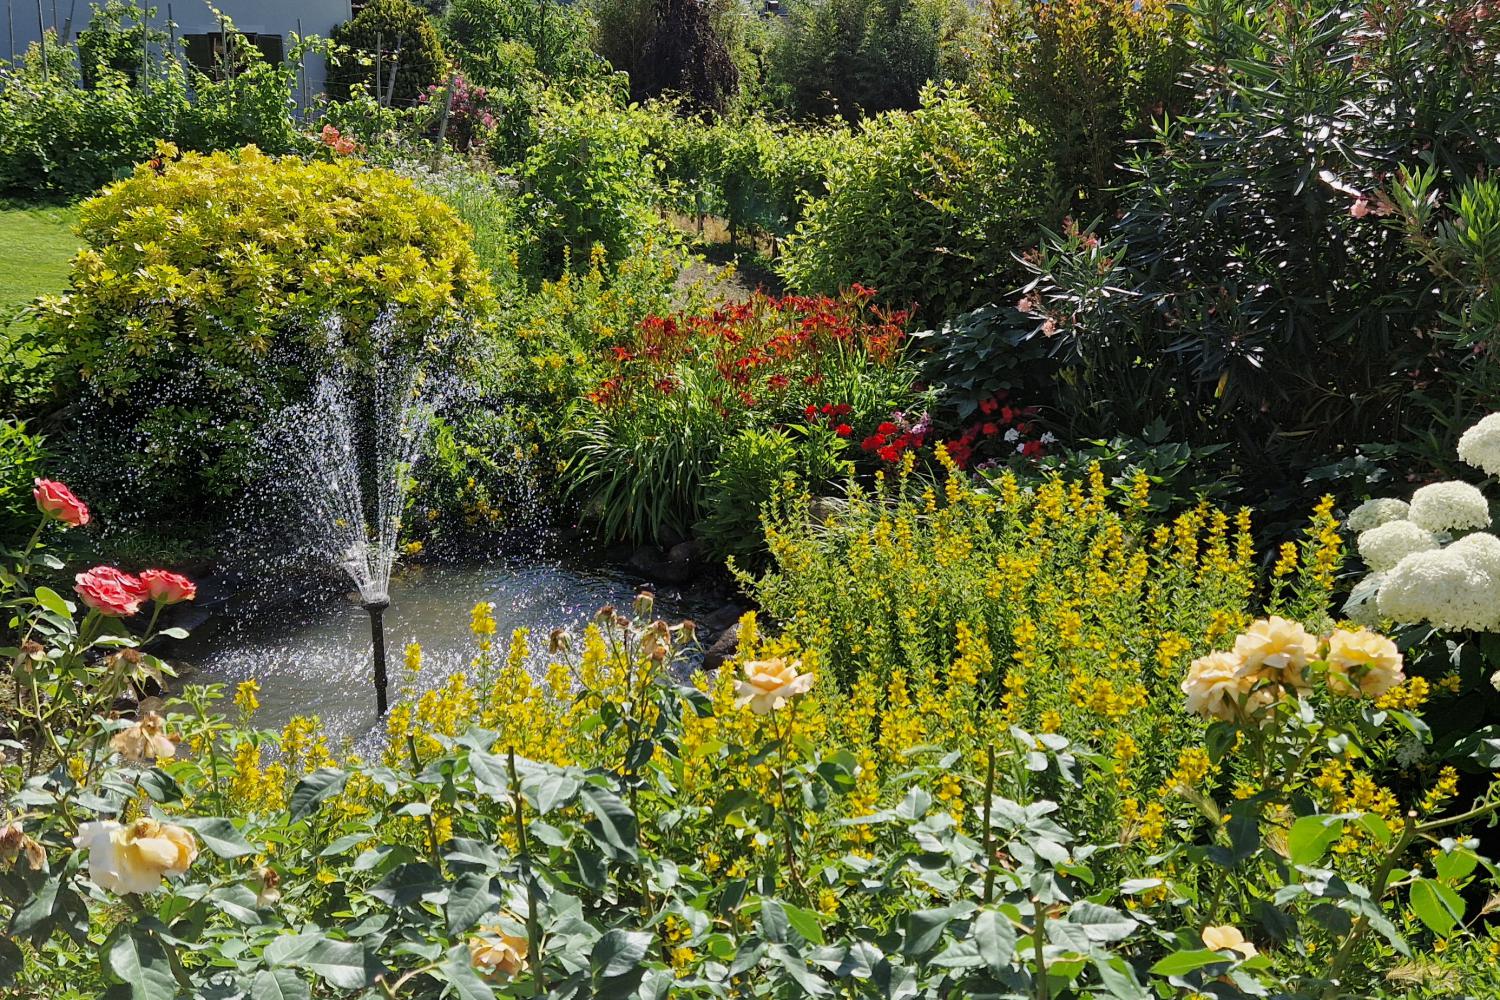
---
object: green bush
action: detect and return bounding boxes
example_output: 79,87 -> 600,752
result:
766,0 -> 974,117
513,90 -> 669,282
76,0 -> 171,87
444,0 -> 598,84
33,147 -> 492,505
328,0 -> 447,106
0,24 -> 313,197
0,419 -> 46,539
779,88 -> 1045,322
979,0 -> 1190,217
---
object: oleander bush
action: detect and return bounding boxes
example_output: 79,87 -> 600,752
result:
31,147 -> 492,507
942,0 -> 1500,486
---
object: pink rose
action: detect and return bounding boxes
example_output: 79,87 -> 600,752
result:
75,567 -> 149,618
138,569 -> 196,605
33,479 -> 90,527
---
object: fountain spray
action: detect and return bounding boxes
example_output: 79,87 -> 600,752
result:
268,313 -> 440,718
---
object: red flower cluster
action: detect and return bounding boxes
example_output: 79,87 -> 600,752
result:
861,416 -> 929,464
587,291 -> 909,417
319,125 -> 357,156
942,393 -> 1048,468
804,403 -> 854,437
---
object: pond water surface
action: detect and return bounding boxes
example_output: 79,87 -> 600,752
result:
178,557 -> 724,750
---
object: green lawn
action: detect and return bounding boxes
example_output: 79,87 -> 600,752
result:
0,202 -> 79,314
1,202 -> 78,411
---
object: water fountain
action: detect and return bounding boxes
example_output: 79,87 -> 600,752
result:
263,315 -> 439,717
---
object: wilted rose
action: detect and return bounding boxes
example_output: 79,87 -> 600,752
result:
0,822 -> 45,870
109,712 -> 176,763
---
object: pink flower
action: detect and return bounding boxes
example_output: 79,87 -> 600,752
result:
75,567 -> 149,618
1350,195 -> 1371,219
138,570 -> 196,605
33,479 -> 90,527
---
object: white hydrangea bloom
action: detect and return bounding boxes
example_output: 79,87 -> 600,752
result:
1377,548 -> 1500,631
1346,497 -> 1409,533
1449,531 -> 1500,578
1356,520 -> 1439,572
1407,481 -> 1491,532
1458,413 -> 1500,477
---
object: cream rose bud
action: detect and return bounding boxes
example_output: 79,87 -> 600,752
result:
1325,628 -> 1404,698
1201,924 -> 1257,958
76,819 -> 199,895
734,657 -> 814,714
1232,616 -> 1321,688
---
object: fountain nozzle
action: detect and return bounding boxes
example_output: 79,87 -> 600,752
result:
363,599 -> 391,717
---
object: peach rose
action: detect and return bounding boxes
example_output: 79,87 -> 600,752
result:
74,566 -> 149,617
110,712 -> 176,763
1201,924 -> 1257,958
75,818 -> 198,894
1182,651 -> 1276,723
138,569 -> 196,605
1325,628 -> 1404,698
469,927 -> 528,981
33,478 -> 89,527
1233,616 -> 1321,689
734,657 -> 814,714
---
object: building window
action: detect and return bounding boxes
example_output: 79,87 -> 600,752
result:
182,32 -> 284,78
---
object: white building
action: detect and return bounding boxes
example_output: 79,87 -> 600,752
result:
3,0 -> 362,106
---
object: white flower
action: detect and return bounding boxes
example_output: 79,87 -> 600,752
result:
75,819 -> 198,895
1003,427 -> 1020,443
1492,668 -> 1500,693
1448,531 -> 1500,577
1408,481 -> 1491,532
1346,497 -> 1409,533
1377,548 -> 1500,631
1458,413 -> 1500,477
1181,651 -> 1274,722
1039,432 -> 1056,444
1357,520 -> 1439,572
733,657 -> 814,714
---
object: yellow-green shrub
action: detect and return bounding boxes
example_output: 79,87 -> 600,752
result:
33,145 -> 492,502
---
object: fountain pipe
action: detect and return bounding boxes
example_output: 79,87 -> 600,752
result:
365,599 -> 390,716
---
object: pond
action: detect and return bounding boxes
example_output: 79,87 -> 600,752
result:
175,556 -> 727,751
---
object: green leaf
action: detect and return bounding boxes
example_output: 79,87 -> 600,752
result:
1434,847 -> 1480,884
290,768 -> 348,822
1149,948 -> 1230,976
1409,879 -> 1464,937
440,944 -> 497,1000
264,934 -> 379,990
1286,815 -> 1345,867
250,968 -> 311,1000
446,873 -> 499,936
174,816 -> 255,858
579,783 -> 639,857
0,935 -> 23,987
1092,955 -> 1149,1000
106,926 -> 178,1000
32,586 -> 73,619
972,910 -> 1016,977
781,902 -> 825,946
1066,901 -> 1137,943
592,928 -> 652,979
